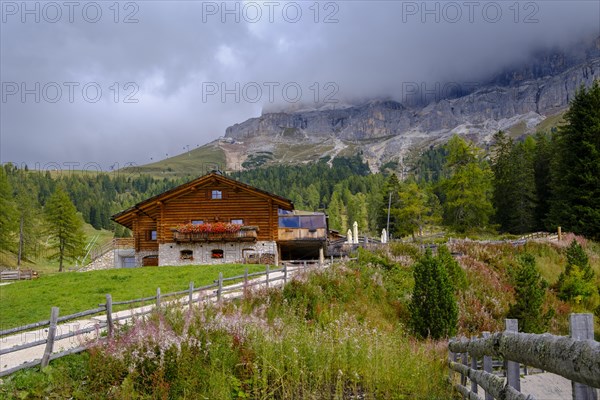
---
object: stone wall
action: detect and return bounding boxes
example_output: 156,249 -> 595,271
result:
158,241 -> 278,266
80,250 -> 115,272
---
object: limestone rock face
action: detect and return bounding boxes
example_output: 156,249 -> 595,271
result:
221,42 -> 600,171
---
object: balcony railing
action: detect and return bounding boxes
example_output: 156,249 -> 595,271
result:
171,227 -> 259,243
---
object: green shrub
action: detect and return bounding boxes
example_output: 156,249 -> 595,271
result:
557,240 -> 596,303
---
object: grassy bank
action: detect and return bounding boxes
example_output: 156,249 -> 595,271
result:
0,264 -> 265,330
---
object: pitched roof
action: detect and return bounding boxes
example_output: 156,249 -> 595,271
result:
112,172 -> 294,228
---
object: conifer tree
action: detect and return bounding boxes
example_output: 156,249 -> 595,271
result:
556,240 -> 596,303
409,249 -> 458,339
548,82 -> 600,239
45,187 -> 86,272
533,132 -> 553,230
0,168 -> 17,253
507,253 -> 552,333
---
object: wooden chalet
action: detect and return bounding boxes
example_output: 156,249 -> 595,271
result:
111,172 -> 327,267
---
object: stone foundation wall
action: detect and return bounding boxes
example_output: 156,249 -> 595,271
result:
158,241 -> 278,266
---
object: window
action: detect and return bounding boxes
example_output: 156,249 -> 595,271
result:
231,219 -> 243,225
211,249 -> 224,259
180,250 -> 194,260
211,190 -> 222,199
191,220 -> 204,225
149,230 -> 157,240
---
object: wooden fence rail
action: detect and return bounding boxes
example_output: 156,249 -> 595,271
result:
0,259 -> 333,378
448,314 -> 599,400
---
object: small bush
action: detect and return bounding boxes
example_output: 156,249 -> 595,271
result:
409,250 -> 458,339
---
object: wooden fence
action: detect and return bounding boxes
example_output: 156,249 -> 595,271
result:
0,261 -> 323,378
448,314 -> 599,400
0,269 -> 38,281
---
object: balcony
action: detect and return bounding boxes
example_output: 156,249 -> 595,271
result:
171,225 -> 259,243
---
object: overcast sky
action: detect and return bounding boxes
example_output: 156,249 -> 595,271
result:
1,0 -> 598,170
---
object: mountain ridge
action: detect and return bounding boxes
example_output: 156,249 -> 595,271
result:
219,55 -> 598,171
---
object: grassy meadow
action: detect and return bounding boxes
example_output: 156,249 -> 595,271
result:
0,264 -> 265,330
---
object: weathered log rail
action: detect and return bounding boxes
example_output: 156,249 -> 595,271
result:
448,315 -> 599,400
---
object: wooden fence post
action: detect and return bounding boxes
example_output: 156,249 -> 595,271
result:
303,261 -> 307,271
188,282 -> 194,306
570,313 -> 598,400
461,351 -> 468,394
283,264 -> 288,284
41,307 -> 59,368
244,267 -> 248,288
265,264 -> 270,288
448,339 -> 455,383
156,287 -> 161,308
106,294 -> 113,338
217,272 -> 223,302
505,319 -> 521,392
470,336 -> 478,395
482,332 -> 493,400
558,226 -> 562,241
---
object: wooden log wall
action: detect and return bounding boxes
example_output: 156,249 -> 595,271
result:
157,184 -> 281,243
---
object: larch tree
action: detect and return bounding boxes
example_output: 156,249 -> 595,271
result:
45,187 -> 86,272
441,136 -> 494,233
392,181 -> 438,239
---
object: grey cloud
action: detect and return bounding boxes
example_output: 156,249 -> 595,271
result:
1,0 -> 598,168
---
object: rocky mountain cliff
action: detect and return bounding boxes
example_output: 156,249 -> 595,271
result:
214,39 -> 600,172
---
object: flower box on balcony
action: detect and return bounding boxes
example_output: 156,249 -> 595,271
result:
171,223 -> 259,243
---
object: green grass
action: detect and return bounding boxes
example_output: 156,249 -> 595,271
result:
535,110 -> 566,133
273,142 -> 335,164
0,264 -> 265,330
129,143 -> 227,178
